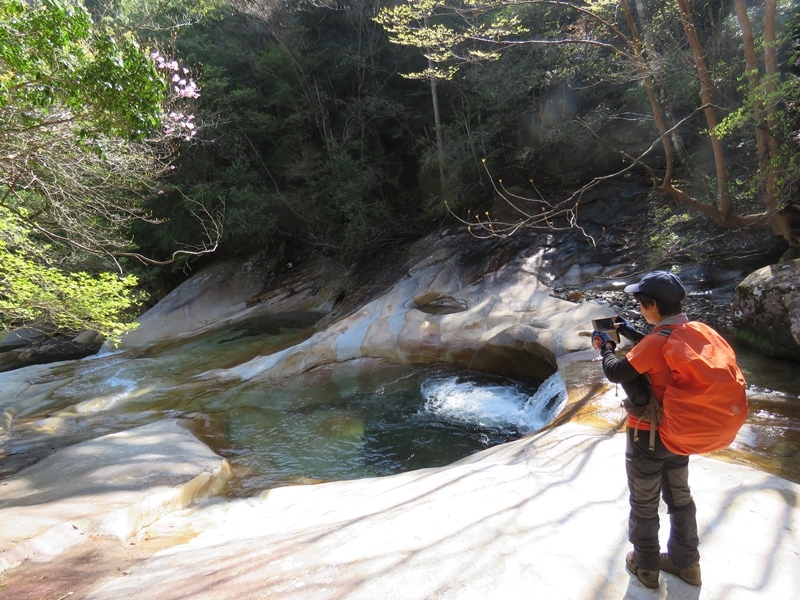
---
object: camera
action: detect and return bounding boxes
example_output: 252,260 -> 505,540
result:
591,317 -> 620,343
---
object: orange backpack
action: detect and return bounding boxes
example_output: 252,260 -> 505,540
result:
655,321 -> 748,455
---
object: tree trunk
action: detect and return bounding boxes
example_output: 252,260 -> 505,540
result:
425,16 -> 447,196
619,0 -> 674,185
761,0 -> 794,242
675,0 -> 733,222
763,0 -> 780,164
733,0 -> 768,179
633,0 -> 692,176
429,63 -> 447,196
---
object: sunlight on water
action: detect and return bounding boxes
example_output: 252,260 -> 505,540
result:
73,375 -> 138,413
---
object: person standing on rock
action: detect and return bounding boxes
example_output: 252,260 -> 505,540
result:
591,271 -> 702,589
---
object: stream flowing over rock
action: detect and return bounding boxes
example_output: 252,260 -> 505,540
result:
2,187 -> 799,599
113,229 -> 616,385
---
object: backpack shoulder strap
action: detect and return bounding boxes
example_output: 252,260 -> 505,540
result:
653,325 -> 676,338
646,325 -> 676,450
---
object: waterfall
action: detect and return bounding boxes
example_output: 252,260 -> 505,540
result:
420,372 -> 566,435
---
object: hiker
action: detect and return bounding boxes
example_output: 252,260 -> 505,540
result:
591,271 -> 702,589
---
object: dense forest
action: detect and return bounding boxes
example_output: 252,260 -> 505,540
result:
1,0 -> 799,339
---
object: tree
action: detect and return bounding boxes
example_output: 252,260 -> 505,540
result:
0,0 -> 218,338
137,0 -> 426,261
0,209 -> 139,339
377,0 -> 800,247
375,0 -> 517,198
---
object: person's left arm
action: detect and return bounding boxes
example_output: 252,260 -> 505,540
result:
592,332 -> 641,382
599,345 -> 641,383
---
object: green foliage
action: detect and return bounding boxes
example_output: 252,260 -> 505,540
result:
0,0 -> 212,337
0,0 -> 164,140
0,207 -> 139,339
294,147 -> 395,256
712,7 -> 800,212
375,0 -> 529,80
130,3 -> 422,263
647,205 -> 694,262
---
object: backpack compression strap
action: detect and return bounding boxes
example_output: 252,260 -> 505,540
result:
648,327 -> 673,450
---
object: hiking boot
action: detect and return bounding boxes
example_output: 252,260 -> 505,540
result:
626,551 -> 660,589
660,553 -> 702,586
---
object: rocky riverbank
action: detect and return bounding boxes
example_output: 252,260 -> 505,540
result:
2,183 -> 799,599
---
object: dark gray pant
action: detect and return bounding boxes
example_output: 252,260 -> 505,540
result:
625,427 -> 700,571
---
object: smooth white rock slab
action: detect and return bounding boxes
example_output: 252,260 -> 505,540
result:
85,423 -> 800,600
0,419 -> 232,573
217,247 -> 613,384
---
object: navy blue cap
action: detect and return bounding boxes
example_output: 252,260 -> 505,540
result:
623,271 -> 686,302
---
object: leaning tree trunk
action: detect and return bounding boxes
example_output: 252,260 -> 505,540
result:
619,0 -> 675,185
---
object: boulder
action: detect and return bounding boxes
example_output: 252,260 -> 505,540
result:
732,259 -> 800,361
115,253 -> 347,349
72,329 -> 104,345
0,336 -> 102,373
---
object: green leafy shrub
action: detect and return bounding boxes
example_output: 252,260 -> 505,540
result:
0,208 -> 139,339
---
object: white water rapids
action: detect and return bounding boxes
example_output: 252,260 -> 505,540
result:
421,372 -> 566,435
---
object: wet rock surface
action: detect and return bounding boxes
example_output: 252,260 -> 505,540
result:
0,337 -> 102,373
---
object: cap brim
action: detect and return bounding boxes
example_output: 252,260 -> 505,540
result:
623,283 -> 641,294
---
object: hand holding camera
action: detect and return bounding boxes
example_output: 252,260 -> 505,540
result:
615,317 -> 643,343
592,330 -> 616,351
591,317 -> 619,351
591,315 -> 644,349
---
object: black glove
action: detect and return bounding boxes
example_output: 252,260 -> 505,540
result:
615,317 -> 643,343
591,330 -> 616,351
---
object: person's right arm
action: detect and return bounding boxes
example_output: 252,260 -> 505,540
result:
616,317 -> 645,345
